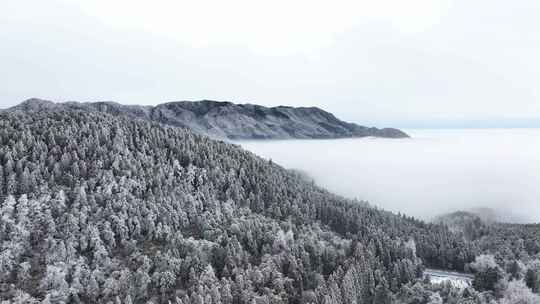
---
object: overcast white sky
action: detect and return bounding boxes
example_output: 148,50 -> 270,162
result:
2,0 -> 540,127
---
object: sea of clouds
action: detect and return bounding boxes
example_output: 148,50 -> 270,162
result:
238,129 -> 540,223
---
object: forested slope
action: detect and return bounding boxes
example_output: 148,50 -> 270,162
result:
0,108 -> 535,303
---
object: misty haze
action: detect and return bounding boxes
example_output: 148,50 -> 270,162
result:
238,128 -> 540,223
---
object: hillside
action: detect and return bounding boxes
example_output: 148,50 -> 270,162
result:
0,106 -> 474,303
1,106 -> 539,303
434,211 -> 489,240
8,98 -> 409,140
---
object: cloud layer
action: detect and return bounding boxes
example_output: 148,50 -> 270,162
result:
239,129 -> 540,223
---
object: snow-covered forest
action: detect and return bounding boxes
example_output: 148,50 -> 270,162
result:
1,107 -> 540,303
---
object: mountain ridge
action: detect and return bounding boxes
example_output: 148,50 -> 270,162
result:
2,101 -> 539,303
0,106 -> 457,303
7,98 -> 409,140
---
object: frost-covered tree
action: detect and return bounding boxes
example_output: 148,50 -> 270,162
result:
500,280 -> 540,304
0,104 -> 536,304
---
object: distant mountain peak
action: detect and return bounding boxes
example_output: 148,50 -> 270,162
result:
17,98 -> 56,110
8,98 -> 409,140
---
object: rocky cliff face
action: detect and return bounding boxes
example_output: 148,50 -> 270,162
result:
8,98 -> 409,139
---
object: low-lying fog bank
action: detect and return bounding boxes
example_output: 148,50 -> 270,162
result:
237,129 -> 540,223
